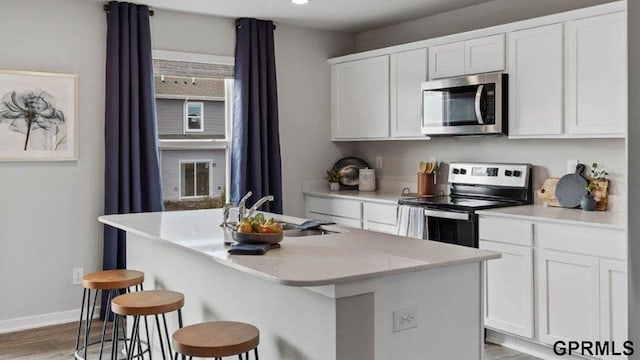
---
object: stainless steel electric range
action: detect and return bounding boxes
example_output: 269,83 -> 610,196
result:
398,162 -> 533,248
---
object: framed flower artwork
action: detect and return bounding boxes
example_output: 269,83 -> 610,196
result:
0,70 -> 78,161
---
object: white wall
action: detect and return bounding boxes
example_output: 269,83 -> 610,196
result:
341,139 -> 626,205
355,0 -> 618,51
0,0 -> 106,330
0,0 -> 354,329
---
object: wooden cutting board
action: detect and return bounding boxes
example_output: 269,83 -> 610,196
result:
537,178 -> 561,207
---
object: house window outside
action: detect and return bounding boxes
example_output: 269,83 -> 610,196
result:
153,50 -> 234,211
185,101 -> 204,132
180,160 -> 211,198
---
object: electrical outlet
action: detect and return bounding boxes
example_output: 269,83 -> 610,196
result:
393,307 -> 418,332
567,159 -> 579,173
375,156 -> 383,169
72,268 -> 84,286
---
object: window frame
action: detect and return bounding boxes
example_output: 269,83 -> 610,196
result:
178,159 -> 214,200
184,101 -> 205,133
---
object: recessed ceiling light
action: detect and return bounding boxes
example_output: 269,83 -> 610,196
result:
292,0 -> 309,5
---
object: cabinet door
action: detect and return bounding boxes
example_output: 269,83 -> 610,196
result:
428,42 -> 465,79
565,12 -> 626,136
465,34 -> 505,74
332,56 -> 390,140
600,259 -> 628,359
538,249 -> 600,345
390,49 -> 427,138
480,241 -> 534,338
508,24 -> 564,136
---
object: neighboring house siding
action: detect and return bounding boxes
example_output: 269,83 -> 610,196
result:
157,99 -> 184,135
160,149 -> 226,200
156,99 -> 225,136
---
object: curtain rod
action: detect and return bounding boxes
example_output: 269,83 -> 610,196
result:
235,19 -> 276,30
103,3 -> 155,16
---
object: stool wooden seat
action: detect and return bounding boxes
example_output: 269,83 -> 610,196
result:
111,290 -> 184,316
82,269 -> 144,290
173,321 -> 260,358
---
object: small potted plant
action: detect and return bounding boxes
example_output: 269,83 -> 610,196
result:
325,168 -> 341,191
587,162 -> 609,211
581,183 -> 597,211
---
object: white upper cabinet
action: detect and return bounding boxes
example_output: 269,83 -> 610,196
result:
508,24 -> 564,137
429,34 -> 505,80
332,56 -> 390,140
390,48 -> 428,138
465,34 -> 506,75
565,12 -> 626,136
428,42 -> 465,79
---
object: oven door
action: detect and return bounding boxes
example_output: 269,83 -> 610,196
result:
424,208 -> 478,248
421,72 -> 505,136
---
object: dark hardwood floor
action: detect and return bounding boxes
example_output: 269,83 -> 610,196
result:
0,321 -> 540,359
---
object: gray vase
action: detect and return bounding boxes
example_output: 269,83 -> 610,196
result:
580,194 -> 597,211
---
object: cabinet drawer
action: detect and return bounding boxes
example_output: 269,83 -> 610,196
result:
306,196 -> 361,219
363,202 -> 398,225
479,216 -> 533,246
363,221 -> 397,234
307,212 -> 361,229
537,223 -> 626,260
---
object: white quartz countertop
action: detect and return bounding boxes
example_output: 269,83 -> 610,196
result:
303,189 -> 404,205
476,205 -> 626,230
99,209 -> 499,287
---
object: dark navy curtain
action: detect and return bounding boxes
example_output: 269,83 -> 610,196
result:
102,1 -> 162,317
231,18 -> 283,213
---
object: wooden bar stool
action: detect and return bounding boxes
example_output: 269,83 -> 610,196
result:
111,290 -> 185,360
74,269 -> 144,359
172,321 -> 260,360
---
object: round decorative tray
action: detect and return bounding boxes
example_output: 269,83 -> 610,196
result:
232,231 -> 284,245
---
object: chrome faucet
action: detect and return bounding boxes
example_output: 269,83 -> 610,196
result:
237,191 -> 254,223
221,202 -> 235,228
246,195 -> 274,218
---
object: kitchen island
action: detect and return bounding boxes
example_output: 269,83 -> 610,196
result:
99,209 -> 500,360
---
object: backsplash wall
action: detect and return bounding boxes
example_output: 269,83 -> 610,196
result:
340,138 -> 625,202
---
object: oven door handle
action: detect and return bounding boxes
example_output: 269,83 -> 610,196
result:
424,209 -> 470,221
475,84 -> 485,125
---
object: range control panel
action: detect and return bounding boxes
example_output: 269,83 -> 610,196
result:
449,162 -> 531,188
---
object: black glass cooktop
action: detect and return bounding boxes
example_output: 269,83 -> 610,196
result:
398,196 -> 526,211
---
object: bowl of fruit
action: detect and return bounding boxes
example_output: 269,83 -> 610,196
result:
232,213 -> 284,245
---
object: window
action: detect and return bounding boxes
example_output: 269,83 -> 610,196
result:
180,160 -> 211,198
185,101 -> 204,132
153,50 -> 234,210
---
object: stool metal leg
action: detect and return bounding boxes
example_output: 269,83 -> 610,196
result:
155,315 -> 167,360
98,289 -> 115,359
255,347 -> 259,360
162,314 -> 173,356
75,288 -> 87,354
127,316 -> 141,360
111,315 -> 120,360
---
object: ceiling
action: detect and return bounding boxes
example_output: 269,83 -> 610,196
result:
89,0 -> 495,32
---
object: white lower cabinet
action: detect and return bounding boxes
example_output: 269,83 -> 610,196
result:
599,259 -> 628,360
480,240 -> 534,338
305,195 -> 398,234
480,215 -> 627,359
538,249 -> 600,345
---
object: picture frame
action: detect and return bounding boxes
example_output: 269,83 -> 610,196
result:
0,70 -> 78,161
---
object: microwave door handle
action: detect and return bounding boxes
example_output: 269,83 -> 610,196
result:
475,84 -> 485,124
424,209 -> 470,221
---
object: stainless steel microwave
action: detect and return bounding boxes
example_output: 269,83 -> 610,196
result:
421,72 -> 507,136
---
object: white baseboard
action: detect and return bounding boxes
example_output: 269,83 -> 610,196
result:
0,307 -> 101,334
486,329 -> 594,360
